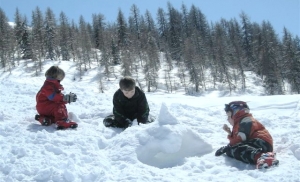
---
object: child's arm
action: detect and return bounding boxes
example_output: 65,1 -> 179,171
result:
112,91 -> 127,122
42,82 -> 64,102
136,94 -> 150,124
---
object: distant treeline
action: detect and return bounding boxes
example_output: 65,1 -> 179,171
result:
0,2 -> 299,94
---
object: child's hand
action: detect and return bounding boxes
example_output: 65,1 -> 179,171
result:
63,92 -> 77,103
223,124 -> 231,135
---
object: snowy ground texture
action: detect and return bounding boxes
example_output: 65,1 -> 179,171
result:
1,60 -> 300,182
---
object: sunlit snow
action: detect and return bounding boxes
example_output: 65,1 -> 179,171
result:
0,60 -> 299,181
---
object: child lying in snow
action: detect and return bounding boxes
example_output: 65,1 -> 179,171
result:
35,66 -> 78,129
215,101 -> 279,169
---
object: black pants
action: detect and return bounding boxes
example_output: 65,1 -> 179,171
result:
226,138 -> 273,164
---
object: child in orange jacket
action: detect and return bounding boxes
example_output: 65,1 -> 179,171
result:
35,66 -> 78,129
215,101 -> 279,169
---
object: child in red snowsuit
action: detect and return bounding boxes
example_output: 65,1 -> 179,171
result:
35,66 -> 78,129
215,101 -> 279,169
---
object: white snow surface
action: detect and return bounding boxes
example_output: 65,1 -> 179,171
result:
0,60 -> 300,182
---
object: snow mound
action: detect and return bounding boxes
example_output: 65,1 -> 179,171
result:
136,104 -> 212,168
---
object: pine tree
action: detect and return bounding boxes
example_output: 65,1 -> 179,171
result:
167,3 -> 183,62
211,21 -> 234,94
78,15 -> 92,73
130,4 -> 141,40
31,6 -> 45,71
116,9 -> 128,49
92,13 -> 105,51
282,29 -> 300,93
44,8 -> 57,60
156,8 -> 169,52
20,16 -> 32,59
260,21 -> 283,95
0,8 -> 11,70
69,20 -> 79,62
227,18 -> 246,91
143,10 -> 160,92
59,11 -> 71,61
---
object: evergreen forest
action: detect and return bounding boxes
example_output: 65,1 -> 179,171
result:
0,2 -> 299,95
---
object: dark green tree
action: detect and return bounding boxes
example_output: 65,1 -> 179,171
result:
260,21 -> 283,95
0,8 -> 12,70
58,11 -> 71,61
31,6 -> 45,71
44,8 -> 57,60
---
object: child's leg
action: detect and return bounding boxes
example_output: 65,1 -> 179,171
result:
36,102 -> 58,125
226,143 -> 263,164
53,103 -> 78,129
53,103 -> 69,122
35,114 -> 52,125
247,138 -> 273,153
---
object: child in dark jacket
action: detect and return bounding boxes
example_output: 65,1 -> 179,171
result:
35,66 -> 78,129
215,101 -> 279,169
103,76 -> 151,128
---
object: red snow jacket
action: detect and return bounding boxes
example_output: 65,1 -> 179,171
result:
36,78 -> 66,110
227,110 -> 273,147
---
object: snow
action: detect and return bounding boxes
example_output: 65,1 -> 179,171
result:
0,60 -> 300,182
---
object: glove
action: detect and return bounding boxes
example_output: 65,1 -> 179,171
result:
215,145 -> 229,156
64,92 -> 77,103
125,118 -> 133,128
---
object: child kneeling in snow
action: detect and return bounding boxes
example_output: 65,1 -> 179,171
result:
35,66 -> 78,129
103,76 -> 152,128
215,101 -> 279,169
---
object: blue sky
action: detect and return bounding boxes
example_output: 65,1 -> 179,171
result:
0,0 -> 299,37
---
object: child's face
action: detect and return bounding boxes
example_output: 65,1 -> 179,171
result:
226,111 -> 234,126
121,88 -> 135,99
57,74 -> 64,82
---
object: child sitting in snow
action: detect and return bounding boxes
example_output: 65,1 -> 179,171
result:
35,66 -> 78,129
215,101 -> 279,169
103,76 -> 152,128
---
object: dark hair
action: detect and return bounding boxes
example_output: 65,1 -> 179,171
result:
119,76 -> 136,91
45,66 -> 65,80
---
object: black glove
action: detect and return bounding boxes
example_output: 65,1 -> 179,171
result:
215,145 -> 229,156
64,92 -> 77,103
103,115 -> 115,127
125,118 -> 133,127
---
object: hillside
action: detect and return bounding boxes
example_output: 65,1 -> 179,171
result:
0,60 -> 299,181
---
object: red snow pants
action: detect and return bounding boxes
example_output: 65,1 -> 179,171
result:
36,102 -> 68,123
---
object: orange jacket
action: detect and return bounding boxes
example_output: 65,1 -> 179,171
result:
227,110 -> 273,147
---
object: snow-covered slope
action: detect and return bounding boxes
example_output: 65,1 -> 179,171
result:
0,60 -> 299,181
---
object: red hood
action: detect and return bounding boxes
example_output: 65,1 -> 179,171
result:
45,78 -> 64,91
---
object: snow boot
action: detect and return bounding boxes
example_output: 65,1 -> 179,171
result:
256,152 -> 279,169
35,114 -> 52,126
56,119 -> 78,130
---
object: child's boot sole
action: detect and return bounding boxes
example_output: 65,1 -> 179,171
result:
56,124 -> 78,130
